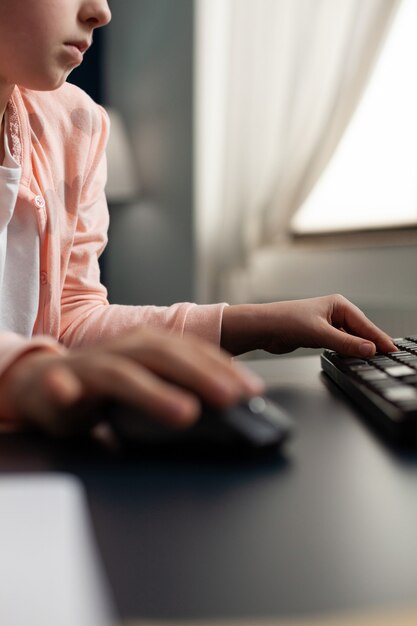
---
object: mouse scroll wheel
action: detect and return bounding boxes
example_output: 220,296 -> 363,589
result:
247,396 -> 267,414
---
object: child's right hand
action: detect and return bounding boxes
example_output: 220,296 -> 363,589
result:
0,328 -> 265,435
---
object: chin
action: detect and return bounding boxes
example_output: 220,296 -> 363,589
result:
44,73 -> 72,91
21,70 -> 72,92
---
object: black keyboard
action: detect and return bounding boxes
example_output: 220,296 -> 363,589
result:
321,337 -> 417,441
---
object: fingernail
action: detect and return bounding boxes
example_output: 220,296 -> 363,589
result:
359,342 -> 375,357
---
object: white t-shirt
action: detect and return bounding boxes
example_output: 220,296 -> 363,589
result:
0,109 -> 40,336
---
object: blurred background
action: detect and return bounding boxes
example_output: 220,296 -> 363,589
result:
70,0 -> 417,339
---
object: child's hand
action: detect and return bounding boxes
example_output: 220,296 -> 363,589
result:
0,329 -> 264,435
221,294 -> 397,357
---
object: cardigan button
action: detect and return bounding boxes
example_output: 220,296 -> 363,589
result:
34,195 -> 45,209
40,271 -> 48,285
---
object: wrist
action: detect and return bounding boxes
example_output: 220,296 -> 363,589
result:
221,304 -> 269,355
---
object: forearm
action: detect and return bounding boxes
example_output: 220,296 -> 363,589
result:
60,300 -> 227,348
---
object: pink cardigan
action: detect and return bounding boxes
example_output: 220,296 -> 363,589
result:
0,83 -> 225,384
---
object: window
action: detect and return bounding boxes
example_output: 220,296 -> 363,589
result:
291,0 -> 417,235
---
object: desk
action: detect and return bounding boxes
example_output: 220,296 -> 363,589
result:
1,355 -> 417,622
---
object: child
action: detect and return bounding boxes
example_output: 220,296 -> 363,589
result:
0,0 -> 396,434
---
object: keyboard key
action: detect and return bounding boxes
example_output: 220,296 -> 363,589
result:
396,400 -> 417,411
341,358 -> 367,366
382,386 -> 417,402
357,370 -> 388,381
369,379 -> 402,390
394,362 -> 417,369
385,365 -> 416,377
377,361 -> 401,370
349,364 -> 374,372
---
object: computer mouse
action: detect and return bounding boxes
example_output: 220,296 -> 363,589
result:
104,395 -> 294,452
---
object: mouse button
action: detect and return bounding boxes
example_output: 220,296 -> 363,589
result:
223,403 -> 288,447
256,398 -> 294,431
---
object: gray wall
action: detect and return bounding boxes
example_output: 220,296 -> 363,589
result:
105,0 -> 194,305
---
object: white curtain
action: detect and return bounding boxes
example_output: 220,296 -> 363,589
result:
195,0 -> 401,303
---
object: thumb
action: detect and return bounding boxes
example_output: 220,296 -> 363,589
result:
27,365 -> 84,433
43,364 -> 83,405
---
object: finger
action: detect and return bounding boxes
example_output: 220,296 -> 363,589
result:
130,336 -> 265,407
18,365 -> 85,433
319,324 -> 378,357
195,341 -> 266,395
331,296 -> 397,353
70,354 -> 201,427
42,364 -> 83,404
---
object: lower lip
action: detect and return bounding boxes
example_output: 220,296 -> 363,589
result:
64,44 -> 83,64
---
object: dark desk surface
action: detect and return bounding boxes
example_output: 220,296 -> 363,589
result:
2,354 -> 417,622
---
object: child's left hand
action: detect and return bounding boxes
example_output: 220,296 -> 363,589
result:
221,294 -> 397,357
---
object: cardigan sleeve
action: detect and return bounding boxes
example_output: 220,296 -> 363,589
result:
59,105 -> 227,348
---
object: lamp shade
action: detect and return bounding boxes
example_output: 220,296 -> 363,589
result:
105,108 -> 139,203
